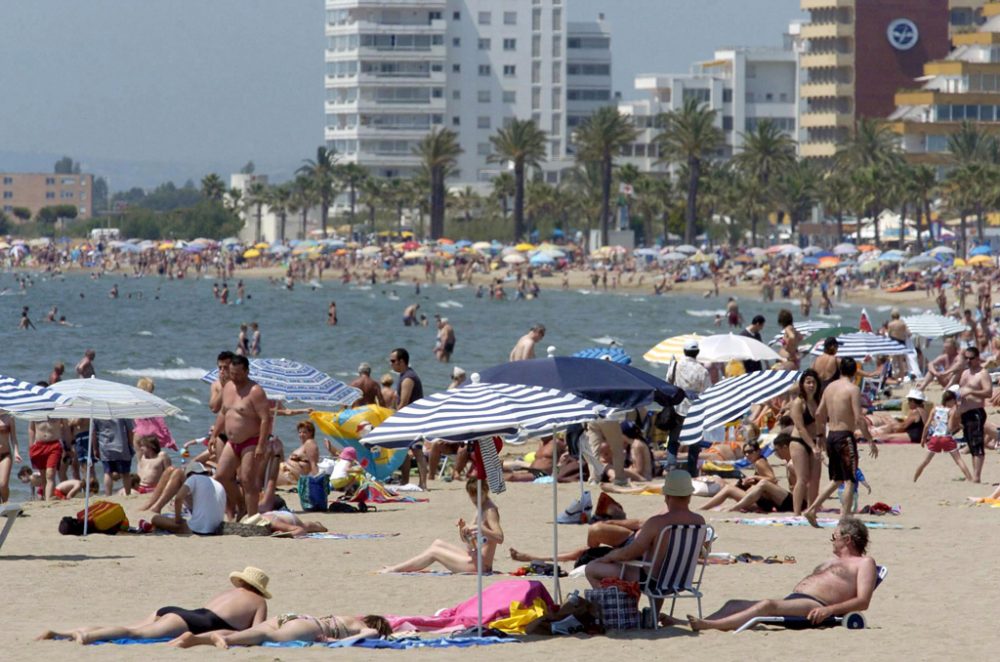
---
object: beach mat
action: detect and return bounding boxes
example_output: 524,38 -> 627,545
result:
302,532 -> 399,540
382,570 -> 497,576
716,516 -> 912,530
91,636 -> 516,650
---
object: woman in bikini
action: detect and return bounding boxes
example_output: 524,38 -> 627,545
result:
870,389 -> 928,444
789,370 -> 824,516
699,440 -> 777,510
378,477 -> 503,574
776,309 -> 802,370
0,412 -> 21,503
171,613 -> 390,649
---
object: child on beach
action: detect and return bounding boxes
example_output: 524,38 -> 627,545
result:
18,466 -> 86,500
128,436 -> 172,495
915,389 -> 973,482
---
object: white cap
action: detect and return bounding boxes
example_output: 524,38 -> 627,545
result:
905,388 -> 926,402
684,340 -> 699,351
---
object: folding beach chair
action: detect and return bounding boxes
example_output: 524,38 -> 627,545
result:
620,524 -> 713,626
861,362 -> 891,409
0,503 -> 23,554
733,565 -> 888,633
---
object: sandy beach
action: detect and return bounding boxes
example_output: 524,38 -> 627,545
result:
7,416 -> 1000,661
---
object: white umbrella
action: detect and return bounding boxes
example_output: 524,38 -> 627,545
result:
768,321 -> 831,346
902,313 -> 969,339
200,358 -> 360,407
833,243 -> 859,256
659,252 -> 689,262
697,334 -> 781,363
644,334 -> 704,365
674,244 -> 698,254
802,246 -> 824,256
502,253 -> 526,264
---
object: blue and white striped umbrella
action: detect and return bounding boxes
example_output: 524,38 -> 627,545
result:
202,358 -> 361,407
808,332 -> 911,358
902,313 -> 968,339
0,375 -> 71,413
768,320 -> 831,347
360,382 -> 604,449
572,347 -> 632,364
15,378 -> 181,420
679,370 -> 800,446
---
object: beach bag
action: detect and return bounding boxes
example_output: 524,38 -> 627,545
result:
585,584 -> 640,630
77,500 -> 128,535
297,474 -> 331,512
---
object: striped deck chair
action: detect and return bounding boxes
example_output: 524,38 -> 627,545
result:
619,523 -> 713,626
734,565 -> 887,633
0,503 -> 23,554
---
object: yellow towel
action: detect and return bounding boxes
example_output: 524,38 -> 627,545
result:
488,598 -> 549,634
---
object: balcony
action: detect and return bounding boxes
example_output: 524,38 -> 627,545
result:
799,21 -> 853,40
801,0 -> 853,9
357,71 -> 446,85
327,0 -> 446,9
799,111 -> 852,128
358,44 -> 446,60
800,141 -> 838,158
953,31 -> 1000,46
800,81 -> 853,98
800,51 -> 853,69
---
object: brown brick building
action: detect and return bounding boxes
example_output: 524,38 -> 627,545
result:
1,172 -> 94,220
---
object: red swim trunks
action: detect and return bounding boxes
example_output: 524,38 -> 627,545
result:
926,436 -> 957,453
135,484 -> 156,495
30,440 -> 63,471
228,436 -> 259,459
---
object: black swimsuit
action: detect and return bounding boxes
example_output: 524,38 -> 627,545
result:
155,607 -> 237,635
790,403 -> 817,455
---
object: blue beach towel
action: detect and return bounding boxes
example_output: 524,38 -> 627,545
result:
91,636 -> 516,650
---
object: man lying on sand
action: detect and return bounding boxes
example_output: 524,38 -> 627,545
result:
169,613 -> 390,649
688,517 -> 878,632
37,567 -> 270,644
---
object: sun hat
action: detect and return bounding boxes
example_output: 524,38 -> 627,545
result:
947,384 -> 961,396
905,388 -> 926,402
661,469 -> 695,497
451,366 -> 466,379
339,447 -> 358,461
684,340 -> 699,351
184,461 -> 209,476
229,566 -> 272,599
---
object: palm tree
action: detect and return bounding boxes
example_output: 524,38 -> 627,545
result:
200,173 -> 225,201
910,164 -> 936,253
266,183 -> 292,242
488,119 -> 548,241
573,106 -> 638,246
289,175 -> 316,240
835,118 -> 902,246
632,173 -> 665,247
358,177 -> 383,233
564,162 -> 604,250
336,162 -> 368,240
384,178 -> 410,237
772,161 -> 819,237
224,187 -> 244,216
491,171 -> 515,220
819,170 -> 852,244
451,186 -> 480,225
413,128 -> 462,239
296,146 -> 338,237
246,180 -> 268,243
947,122 -> 997,252
655,98 -> 723,244
733,118 -> 796,244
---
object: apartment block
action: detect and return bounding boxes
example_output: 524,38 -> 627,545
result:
0,172 -> 94,220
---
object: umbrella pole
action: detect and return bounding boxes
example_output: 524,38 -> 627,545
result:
83,419 -> 95,537
476,475 -> 483,638
552,459 -> 561,603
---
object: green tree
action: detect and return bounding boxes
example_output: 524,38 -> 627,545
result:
53,156 -> 80,174
656,98 -> 723,244
631,173 -> 665,246
772,160 -> 819,236
200,173 -> 225,201
289,175 -> 316,240
266,183 -> 292,242
336,162 -> 368,239
451,186 -> 481,224
413,128 -> 462,239
297,146 -> 339,237
488,118 -> 548,241
491,171 -> 515,220
11,207 -> 31,222
734,118 -> 796,244
240,160 -> 256,175
92,177 -> 109,214
819,170 -> 852,244
358,177 -> 383,233
246,180 -> 268,243
835,118 -> 902,246
910,164 -> 937,253
573,106 -> 638,246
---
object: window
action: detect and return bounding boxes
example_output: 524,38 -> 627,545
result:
452,37 -> 461,47
765,93 -> 773,101
532,61 -> 541,83
452,64 -> 461,73
453,90 -> 461,99
567,37 -> 609,49
504,11 -> 517,25
45,177 -> 55,185
503,38 -> 516,51
479,64 -> 491,76
552,36 -> 561,57
553,8 -> 562,26
503,116 -> 515,129
478,90 -> 491,103
46,192 -> 55,199
503,90 -> 516,103
722,116 -> 733,130
503,65 -> 516,77
79,206 -> 86,214
452,117 -> 460,126
2,192 -> 12,199
723,88 -> 733,103
61,177 -> 76,185
552,61 -> 561,83
452,11 -> 460,20
550,140 -> 561,157
532,8 -> 541,30
478,38 -> 491,50
683,88 -> 710,104
478,143 -> 491,155
61,191 -> 74,199
566,88 -> 610,101
532,87 -> 541,110
2,177 -> 11,184
551,113 -> 562,134
432,88 -> 443,98
567,63 -> 610,76
478,11 -> 491,25
552,88 -> 561,109
546,171 -> 558,184
532,35 -> 541,57
478,116 -> 491,129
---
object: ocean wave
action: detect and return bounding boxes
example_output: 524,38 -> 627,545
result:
109,367 -> 207,381
177,396 -> 202,405
136,330 -> 154,336
436,300 -> 464,308
685,309 -> 724,317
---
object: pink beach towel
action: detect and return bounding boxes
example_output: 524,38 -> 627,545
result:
387,580 -> 556,632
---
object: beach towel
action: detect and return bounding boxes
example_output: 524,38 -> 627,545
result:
350,479 -> 429,505
388,580 -> 556,633
90,636 -> 517,650
382,570 -> 496,576
716,517 -> 910,530
302,532 -> 399,540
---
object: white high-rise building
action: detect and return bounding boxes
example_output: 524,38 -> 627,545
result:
324,1 -> 610,187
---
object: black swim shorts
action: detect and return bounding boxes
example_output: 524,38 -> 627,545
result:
961,408 -> 987,458
155,607 -> 237,635
826,430 -> 858,482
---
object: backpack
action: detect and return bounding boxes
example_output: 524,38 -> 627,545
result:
74,500 -> 128,535
297,474 -> 331,512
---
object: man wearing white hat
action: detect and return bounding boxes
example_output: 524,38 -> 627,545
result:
151,461 -> 226,536
664,341 -> 712,476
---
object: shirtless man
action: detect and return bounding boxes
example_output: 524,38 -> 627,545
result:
208,351 -> 235,414
958,346 -> 991,483
402,303 -> 419,327
812,338 -> 840,387
804,358 -> 877,526
28,416 -> 71,500
886,309 -> 910,377
213,355 -> 272,518
38,567 -> 270,644
75,349 -> 96,378
688,517 -> 878,631
435,317 -> 456,363
919,339 -> 962,390
503,435 -> 563,482
509,324 -> 545,361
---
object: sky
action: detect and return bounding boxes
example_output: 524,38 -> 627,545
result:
0,0 -> 803,189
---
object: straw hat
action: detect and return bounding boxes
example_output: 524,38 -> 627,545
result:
229,566 -> 271,599
661,469 -> 695,497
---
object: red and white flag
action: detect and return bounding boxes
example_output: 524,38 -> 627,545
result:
859,308 -> 873,333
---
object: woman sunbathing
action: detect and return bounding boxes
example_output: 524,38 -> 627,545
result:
699,441 -> 777,511
378,477 -> 503,574
170,613 -> 391,649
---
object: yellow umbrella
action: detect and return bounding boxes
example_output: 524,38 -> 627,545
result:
254,242 -> 270,249
643,334 -> 703,365
0,241 -> 10,249
311,406 -> 394,441
515,242 -> 536,252
158,242 -> 174,251
242,248 -> 261,259
969,255 -> 993,266
953,258 -> 967,268
403,251 -> 425,259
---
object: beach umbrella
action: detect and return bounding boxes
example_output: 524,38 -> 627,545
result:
802,246 -> 823,256
572,347 -> 632,365
953,257 -> 968,268
903,255 -> 937,270
833,243 -> 858,256
515,242 -> 536,252
539,248 -> 566,258
310,405 -> 400,480
472,241 -> 492,253
659,251 -> 688,262
858,260 -> 881,273
808,332 -> 911,358
690,251 -> 714,263
802,326 -> 858,345
902,313 -> 968,339
745,247 -> 766,257
269,245 -> 291,255
254,242 -> 270,249
644,334 -> 704,365
818,256 -> 840,268
242,248 -> 261,259
802,257 -> 819,266
359,245 -> 381,256
455,239 -> 473,248
633,248 -> 659,258
970,245 -> 992,257
678,370 -> 801,446
878,249 -> 906,263
969,255 -> 993,266
200,359 -> 361,407
674,244 -> 698,254
529,252 -> 555,266
768,321 -> 831,346
502,253 -> 526,264
928,245 -> 955,256
0,374 -> 71,413
696,334 -> 781,363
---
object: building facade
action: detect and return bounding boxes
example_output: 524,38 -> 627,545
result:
798,0 -> 951,159
323,0 -> 610,187
0,172 -> 94,220
617,45 -> 798,172
891,1 -> 1000,164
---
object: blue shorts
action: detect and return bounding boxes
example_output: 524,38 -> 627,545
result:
102,460 -> 131,476
75,437 -> 95,463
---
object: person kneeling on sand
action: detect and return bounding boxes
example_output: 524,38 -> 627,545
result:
688,517 -> 878,632
150,461 -> 226,535
170,613 -> 390,649
37,567 -> 270,644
